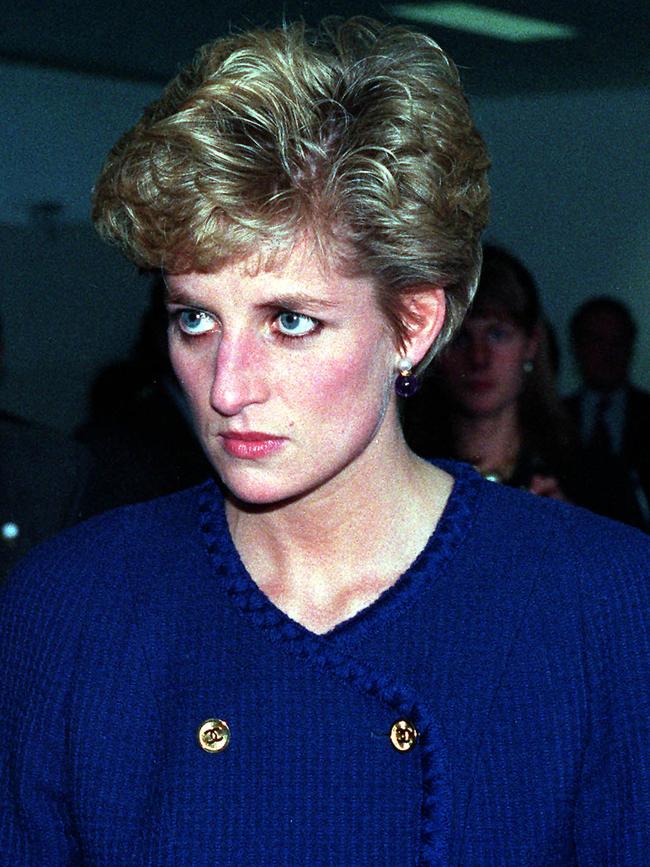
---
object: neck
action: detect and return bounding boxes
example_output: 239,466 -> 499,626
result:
451,405 -> 521,479
225,423 -> 452,633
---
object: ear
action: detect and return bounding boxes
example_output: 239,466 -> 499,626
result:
399,287 -> 447,367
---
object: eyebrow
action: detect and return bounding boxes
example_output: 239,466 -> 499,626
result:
164,285 -> 341,313
264,292 -> 340,313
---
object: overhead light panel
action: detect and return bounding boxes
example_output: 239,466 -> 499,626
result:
389,2 -> 578,42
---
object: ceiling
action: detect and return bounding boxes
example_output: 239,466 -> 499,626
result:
1,0 -> 649,98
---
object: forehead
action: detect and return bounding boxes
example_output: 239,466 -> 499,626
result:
165,246 -> 380,312
463,306 -> 518,327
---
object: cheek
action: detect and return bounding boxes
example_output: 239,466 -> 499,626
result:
168,342 -> 210,403
316,369 -> 348,407
498,348 -> 527,389
168,343 -> 191,388
297,340 -> 392,417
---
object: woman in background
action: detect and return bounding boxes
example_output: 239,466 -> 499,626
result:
405,245 -> 580,499
1,18 -> 649,866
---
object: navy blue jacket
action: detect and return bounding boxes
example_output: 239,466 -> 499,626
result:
1,462 -> 650,865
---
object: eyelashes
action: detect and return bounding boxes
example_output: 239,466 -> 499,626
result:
274,311 -> 319,339
168,307 -> 322,343
173,309 -> 217,336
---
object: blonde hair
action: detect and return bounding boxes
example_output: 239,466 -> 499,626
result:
93,17 -> 490,353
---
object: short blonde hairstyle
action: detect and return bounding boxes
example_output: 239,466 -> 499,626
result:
93,17 -> 490,354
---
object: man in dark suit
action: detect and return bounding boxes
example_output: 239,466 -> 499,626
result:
565,296 -> 650,530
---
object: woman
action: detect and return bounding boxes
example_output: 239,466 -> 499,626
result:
404,245 -> 580,499
1,18 -> 649,866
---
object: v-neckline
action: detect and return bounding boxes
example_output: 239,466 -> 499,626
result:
198,459 -> 481,644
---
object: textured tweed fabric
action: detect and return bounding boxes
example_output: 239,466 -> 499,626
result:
1,462 -> 650,865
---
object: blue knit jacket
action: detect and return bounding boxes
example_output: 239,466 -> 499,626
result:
1,461 -> 650,865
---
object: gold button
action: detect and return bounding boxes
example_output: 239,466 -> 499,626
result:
390,719 -> 418,752
198,718 -> 231,753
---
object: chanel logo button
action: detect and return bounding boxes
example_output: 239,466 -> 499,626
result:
198,719 -> 231,753
390,719 -> 418,752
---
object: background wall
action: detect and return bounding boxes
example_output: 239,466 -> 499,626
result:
472,88 -> 650,392
1,63 -> 158,431
1,61 -> 649,432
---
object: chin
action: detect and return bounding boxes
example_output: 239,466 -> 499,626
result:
213,450 -> 368,510
214,464 -> 307,508
459,398 -> 499,417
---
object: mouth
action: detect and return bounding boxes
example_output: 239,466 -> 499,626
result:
465,380 -> 494,393
219,431 -> 287,459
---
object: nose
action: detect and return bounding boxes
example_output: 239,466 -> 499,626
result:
467,335 -> 490,369
209,331 -> 269,417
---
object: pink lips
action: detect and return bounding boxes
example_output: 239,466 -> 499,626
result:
465,380 -> 494,393
220,431 -> 286,459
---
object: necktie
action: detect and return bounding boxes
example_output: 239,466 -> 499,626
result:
590,394 -> 612,456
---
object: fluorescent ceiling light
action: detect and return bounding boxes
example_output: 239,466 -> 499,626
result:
389,2 -> 577,42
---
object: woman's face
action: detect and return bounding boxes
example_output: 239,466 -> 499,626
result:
437,311 -> 536,419
165,246 -> 399,506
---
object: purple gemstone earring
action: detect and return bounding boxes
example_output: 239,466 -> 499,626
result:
395,357 -> 420,398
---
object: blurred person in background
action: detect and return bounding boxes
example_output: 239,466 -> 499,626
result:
77,274 -> 211,517
566,296 -> 650,530
404,245 -> 582,501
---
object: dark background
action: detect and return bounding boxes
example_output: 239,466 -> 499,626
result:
1,1 -> 649,430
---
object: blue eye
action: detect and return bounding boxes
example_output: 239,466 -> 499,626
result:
176,309 -> 216,335
276,311 -> 318,337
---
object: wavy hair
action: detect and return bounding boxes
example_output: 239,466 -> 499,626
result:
93,17 -> 490,354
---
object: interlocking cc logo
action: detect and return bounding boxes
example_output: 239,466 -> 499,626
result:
197,718 -> 231,753
389,719 -> 418,752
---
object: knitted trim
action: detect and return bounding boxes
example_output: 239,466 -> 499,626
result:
198,460 -> 482,866
329,458 -> 479,643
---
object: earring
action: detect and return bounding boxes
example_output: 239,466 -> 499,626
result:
395,357 -> 420,398
523,359 -> 534,374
